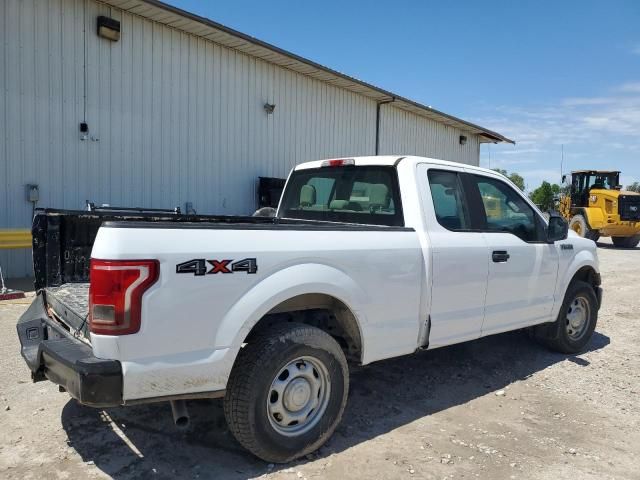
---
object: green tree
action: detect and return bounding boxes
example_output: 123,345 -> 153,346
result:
492,168 -> 525,191
626,182 -> 640,193
508,172 -> 525,191
529,181 -> 560,211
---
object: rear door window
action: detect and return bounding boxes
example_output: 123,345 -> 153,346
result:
427,170 -> 470,231
279,166 -> 404,226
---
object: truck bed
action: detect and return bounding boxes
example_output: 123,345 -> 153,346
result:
32,208 -> 280,291
32,208 -> 410,341
44,283 -> 90,339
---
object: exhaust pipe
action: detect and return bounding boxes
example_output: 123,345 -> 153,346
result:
170,400 -> 190,429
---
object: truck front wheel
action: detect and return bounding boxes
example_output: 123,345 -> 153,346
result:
532,280 -> 598,354
611,235 -> 640,248
223,323 -> 349,463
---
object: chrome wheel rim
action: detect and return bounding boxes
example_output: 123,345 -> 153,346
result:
565,296 -> 590,341
267,356 -> 330,437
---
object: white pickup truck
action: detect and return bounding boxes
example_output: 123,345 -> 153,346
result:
18,155 -> 602,462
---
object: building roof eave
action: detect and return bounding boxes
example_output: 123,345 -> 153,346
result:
100,0 -> 514,144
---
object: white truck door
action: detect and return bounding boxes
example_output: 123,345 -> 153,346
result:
467,173 -> 559,335
418,165 -> 489,348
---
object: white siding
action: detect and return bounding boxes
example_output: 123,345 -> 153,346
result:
0,0 -> 480,278
378,104 -> 480,165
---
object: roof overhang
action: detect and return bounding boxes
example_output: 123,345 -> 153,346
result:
98,0 -> 514,144
571,170 -> 620,174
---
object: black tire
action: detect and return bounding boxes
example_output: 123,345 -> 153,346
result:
532,280 -> 598,354
568,214 -> 599,241
611,235 -> 640,248
223,323 -> 348,463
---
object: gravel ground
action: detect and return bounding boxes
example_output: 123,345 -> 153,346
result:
1,239 -> 639,480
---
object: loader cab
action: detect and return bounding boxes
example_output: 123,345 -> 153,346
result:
564,170 -> 621,207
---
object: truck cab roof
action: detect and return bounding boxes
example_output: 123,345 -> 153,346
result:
294,155 -> 497,176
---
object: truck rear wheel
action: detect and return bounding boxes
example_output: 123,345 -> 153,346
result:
569,214 -> 599,241
532,280 -> 598,354
224,323 -> 348,463
611,235 -> 640,248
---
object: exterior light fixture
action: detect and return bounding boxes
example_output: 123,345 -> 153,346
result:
79,122 -> 89,141
459,135 -> 467,145
264,103 -> 276,114
97,16 -> 120,42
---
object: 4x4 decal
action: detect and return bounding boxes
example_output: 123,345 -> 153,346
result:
176,258 -> 258,276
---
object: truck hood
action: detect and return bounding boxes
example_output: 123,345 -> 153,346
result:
566,230 -> 599,259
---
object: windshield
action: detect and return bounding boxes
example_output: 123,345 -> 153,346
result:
586,172 -> 619,190
278,166 -> 404,226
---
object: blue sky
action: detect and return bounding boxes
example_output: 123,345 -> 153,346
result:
167,0 -> 640,190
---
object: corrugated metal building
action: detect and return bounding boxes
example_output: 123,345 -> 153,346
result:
0,0 -> 512,278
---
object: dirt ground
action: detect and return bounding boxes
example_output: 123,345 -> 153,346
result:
1,239 -> 639,480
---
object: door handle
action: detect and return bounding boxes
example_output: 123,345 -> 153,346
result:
492,250 -> 510,263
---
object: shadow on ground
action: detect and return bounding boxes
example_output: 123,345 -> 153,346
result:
596,242 -> 639,251
62,330 -> 610,479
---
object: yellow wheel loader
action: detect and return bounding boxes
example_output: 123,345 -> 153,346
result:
559,170 -> 640,248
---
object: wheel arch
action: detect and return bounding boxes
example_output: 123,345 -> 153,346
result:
245,293 -> 364,363
553,258 -> 601,319
569,265 -> 600,289
215,263 -> 367,363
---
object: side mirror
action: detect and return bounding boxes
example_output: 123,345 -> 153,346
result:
547,214 -> 568,243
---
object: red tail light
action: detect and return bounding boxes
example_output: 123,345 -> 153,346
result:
89,259 -> 159,335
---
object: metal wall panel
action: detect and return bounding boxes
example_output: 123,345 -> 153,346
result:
0,0 -> 479,278
378,104 -> 480,165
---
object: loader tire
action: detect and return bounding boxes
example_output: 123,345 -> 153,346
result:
611,235 -> 640,248
569,214 -> 599,241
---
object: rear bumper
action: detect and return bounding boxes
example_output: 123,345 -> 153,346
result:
16,294 -> 123,407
